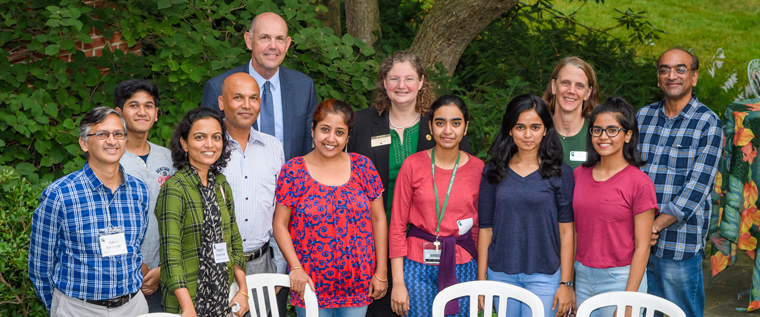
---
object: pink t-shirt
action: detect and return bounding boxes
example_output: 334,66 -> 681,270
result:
573,164 -> 659,268
389,151 -> 484,265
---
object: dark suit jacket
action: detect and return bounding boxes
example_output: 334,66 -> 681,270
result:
347,108 -> 473,208
201,62 -> 319,160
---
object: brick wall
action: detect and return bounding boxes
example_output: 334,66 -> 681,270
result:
8,0 -> 141,65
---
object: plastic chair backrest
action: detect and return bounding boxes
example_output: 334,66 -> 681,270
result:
431,280 -> 545,317
575,291 -> 686,317
749,59 -> 760,99
136,313 -> 180,317
229,273 -> 318,317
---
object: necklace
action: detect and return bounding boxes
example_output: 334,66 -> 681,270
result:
389,112 -> 420,130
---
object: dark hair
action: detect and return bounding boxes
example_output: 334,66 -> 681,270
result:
485,94 -> 564,184
657,47 -> 699,71
429,95 -> 470,123
582,96 -> 646,168
114,79 -> 160,109
170,107 -> 231,174
541,56 -> 599,117
373,50 -> 436,115
312,99 -> 356,134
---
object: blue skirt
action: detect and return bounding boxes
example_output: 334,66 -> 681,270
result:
403,258 -> 477,317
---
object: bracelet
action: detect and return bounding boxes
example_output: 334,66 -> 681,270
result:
291,266 -> 303,271
374,275 -> 388,282
236,291 -> 249,299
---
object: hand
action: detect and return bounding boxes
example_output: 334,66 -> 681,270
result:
553,285 -> 574,317
275,286 -> 282,294
229,292 -> 250,317
289,268 -> 315,299
650,226 -> 660,246
612,306 -> 633,317
391,283 -> 410,316
141,267 -> 160,296
368,276 -> 388,300
478,295 -> 485,312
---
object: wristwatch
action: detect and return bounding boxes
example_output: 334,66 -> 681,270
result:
560,281 -> 574,288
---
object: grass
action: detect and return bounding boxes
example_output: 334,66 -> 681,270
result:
541,0 -> 760,113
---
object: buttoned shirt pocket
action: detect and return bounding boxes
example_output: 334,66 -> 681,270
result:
666,136 -> 697,185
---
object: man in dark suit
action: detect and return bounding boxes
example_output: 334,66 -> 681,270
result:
201,12 -> 318,161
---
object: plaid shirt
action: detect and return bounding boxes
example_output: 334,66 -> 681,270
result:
156,166 -> 245,313
28,162 -> 149,311
637,93 -> 723,260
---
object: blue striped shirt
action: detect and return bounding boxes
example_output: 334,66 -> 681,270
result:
28,162 -> 149,311
637,93 -> 723,260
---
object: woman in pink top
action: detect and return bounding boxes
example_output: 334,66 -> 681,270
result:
389,95 -> 484,317
572,97 -> 658,317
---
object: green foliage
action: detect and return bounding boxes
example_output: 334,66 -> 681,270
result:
1,0 -> 376,183
0,169 -> 47,317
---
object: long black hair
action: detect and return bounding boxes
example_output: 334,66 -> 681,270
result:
485,94 -> 564,184
582,96 -> 646,168
170,107 -> 231,174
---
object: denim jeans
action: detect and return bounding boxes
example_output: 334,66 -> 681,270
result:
574,261 -> 647,317
486,267 -> 561,317
646,253 -> 704,317
295,305 -> 368,317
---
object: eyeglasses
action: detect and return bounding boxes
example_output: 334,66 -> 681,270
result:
87,130 -> 127,140
656,66 -> 694,76
386,77 -> 418,85
590,126 -> 626,137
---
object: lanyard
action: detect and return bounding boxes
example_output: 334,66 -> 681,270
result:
431,147 -> 460,235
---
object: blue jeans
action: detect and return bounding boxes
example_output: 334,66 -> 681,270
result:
486,267 -> 561,317
574,262 -> 647,317
295,305 -> 368,317
646,253 -> 704,317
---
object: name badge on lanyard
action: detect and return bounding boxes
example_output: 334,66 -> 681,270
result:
99,227 -> 128,257
425,148 -> 460,264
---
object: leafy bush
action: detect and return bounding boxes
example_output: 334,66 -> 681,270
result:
0,170 -> 46,317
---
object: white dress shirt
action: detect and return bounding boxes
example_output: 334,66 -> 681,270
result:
222,126 -> 286,272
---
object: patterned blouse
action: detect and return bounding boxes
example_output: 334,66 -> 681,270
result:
276,153 -> 383,308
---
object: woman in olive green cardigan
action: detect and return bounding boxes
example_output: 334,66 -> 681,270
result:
156,108 -> 248,317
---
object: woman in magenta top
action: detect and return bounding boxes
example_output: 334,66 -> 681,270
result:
273,99 -> 388,317
573,96 -> 658,317
389,95 -> 484,317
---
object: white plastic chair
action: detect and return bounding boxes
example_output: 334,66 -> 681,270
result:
136,313 -> 180,317
749,59 -> 760,99
575,291 -> 686,317
229,273 -> 318,317
431,280 -> 544,317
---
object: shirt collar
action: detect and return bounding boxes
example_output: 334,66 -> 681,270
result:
225,125 -> 264,151
248,59 -> 280,91
658,92 -> 699,119
83,161 -> 126,191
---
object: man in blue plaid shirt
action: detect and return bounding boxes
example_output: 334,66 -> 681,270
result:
28,107 -> 150,316
637,48 -> 723,317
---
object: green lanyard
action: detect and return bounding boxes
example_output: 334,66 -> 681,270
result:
431,147 -> 461,235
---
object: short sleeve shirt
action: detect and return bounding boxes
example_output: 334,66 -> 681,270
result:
573,165 -> 659,268
276,153 -> 383,309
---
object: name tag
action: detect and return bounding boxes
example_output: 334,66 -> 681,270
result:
570,151 -> 587,162
99,232 -> 128,257
371,134 -> 391,147
213,242 -> 230,263
423,249 -> 441,265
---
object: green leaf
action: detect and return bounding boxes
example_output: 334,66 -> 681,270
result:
44,44 -> 60,55
341,34 -> 354,47
157,0 -> 172,9
14,162 -> 36,176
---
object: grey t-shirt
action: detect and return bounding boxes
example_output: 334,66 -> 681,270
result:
120,141 -> 175,269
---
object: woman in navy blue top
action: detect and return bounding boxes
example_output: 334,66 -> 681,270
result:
478,94 -> 575,317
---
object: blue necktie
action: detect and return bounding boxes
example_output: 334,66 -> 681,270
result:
260,81 -> 275,136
